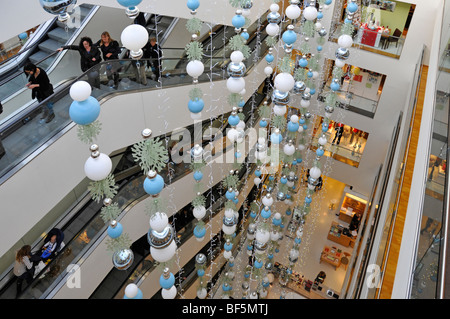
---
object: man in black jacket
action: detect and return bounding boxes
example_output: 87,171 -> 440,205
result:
145,37 -> 162,81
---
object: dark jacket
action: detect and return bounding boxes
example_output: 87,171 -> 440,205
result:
146,43 -> 162,60
62,44 -> 102,72
28,67 -> 53,102
95,40 -> 121,61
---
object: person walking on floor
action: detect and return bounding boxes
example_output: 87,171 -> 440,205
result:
147,37 -> 162,81
24,63 -> 55,123
332,123 -> 344,145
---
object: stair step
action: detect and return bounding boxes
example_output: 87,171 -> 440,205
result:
38,38 -> 61,54
28,50 -> 49,64
47,27 -> 75,43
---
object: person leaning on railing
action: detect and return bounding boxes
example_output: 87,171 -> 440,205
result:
57,36 -> 102,88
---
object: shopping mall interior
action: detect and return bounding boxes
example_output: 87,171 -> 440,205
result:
0,0 -> 448,301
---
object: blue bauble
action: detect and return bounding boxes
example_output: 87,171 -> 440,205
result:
325,0 -> 332,4
143,174 -> 165,195
280,177 -> 287,184
322,124 -> 328,132
297,158 -> 302,163
255,169 -> 262,177
303,124 -> 308,130
159,272 -> 175,289
275,248 -> 279,253
286,209 -> 292,216
317,45 -> 323,52
330,81 -> 340,91
282,30 -> 297,45
225,191 -> 235,201
347,2 -> 358,13
247,244 -> 253,251
292,160 -> 297,165
287,121 -> 300,132
295,237 -> 302,244
273,218 -> 282,226
107,222 -> 123,239
286,194 -> 291,199
19,32 -> 28,40
254,259 -> 263,269
229,262 -> 234,267
194,225 -> 206,238
307,71 -> 313,78
344,18 -> 352,24
269,175 -> 275,181
263,281 -> 270,288
222,283 -> 232,291
228,114 -> 240,126
187,0 -> 200,11
268,254 -> 273,259
265,54 -> 274,63
305,196 -> 312,204
188,98 -> 204,113
233,198 -> 239,204
117,0 -> 142,7
244,273 -> 250,278
69,96 -> 100,125
193,170 -> 203,181
270,132 -> 283,144
310,88 -> 316,95
261,208 -> 271,219
224,242 -> 233,251
299,117 -> 306,124
317,12 -> 323,19
298,58 -> 308,68
241,32 -> 249,40
238,99 -> 245,108
259,119 -> 268,128
250,211 -> 257,218
197,269 -> 205,277
316,148 -> 325,157
232,14 -> 246,29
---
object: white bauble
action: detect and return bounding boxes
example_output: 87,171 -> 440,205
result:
266,23 -> 280,37
264,66 -> 273,76
270,3 -> 279,12
124,284 -> 139,298
284,143 -> 296,156
255,229 -> 270,244
310,166 -> 321,179
222,224 -> 237,235
227,128 -> 239,142
290,115 -> 299,123
226,77 -> 246,93
70,81 -> 91,101
242,8 -> 251,17
335,58 -> 345,68
315,22 -> 323,31
300,99 -> 310,108
287,181 -> 294,187
303,6 -> 318,21
296,228 -> 303,238
193,205 -> 206,220
150,241 -> 177,263
236,120 -> 246,130
273,104 -> 287,116
312,71 -> 319,79
267,273 -> 275,283
274,212 -> 281,220
297,144 -> 306,151
254,177 -> 261,186
274,72 -> 295,92
225,208 -> 235,218
197,288 -> 207,299
186,60 -> 204,78
230,50 -> 244,63
161,285 -> 177,299
191,112 -> 202,120
223,250 -> 232,259
318,136 -> 328,145
84,153 -> 112,181
149,212 -> 169,232
338,34 -> 353,48
298,125 -> 304,133
256,151 -> 267,161
259,289 -> 268,298
308,183 -> 316,191
270,231 -> 279,241
290,248 -> 299,260
262,195 -> 273,206
121,24 -> 148,51
286,4 -> 301,19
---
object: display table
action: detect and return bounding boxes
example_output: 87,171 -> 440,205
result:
320,245 -> 342,270
339,208 -> 354,224
327,221 -> 356,248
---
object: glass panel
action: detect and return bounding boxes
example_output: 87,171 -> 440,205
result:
309,116 -> 369,167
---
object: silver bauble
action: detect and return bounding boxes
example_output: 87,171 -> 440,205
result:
318,27 -> 327,37
267,11 -> 281,24
302,91 -> 311,101
324,105 -> 335,113
241,0 -> 253,10
196,253 -> 207,265
293,81 -> 306,94
227,62 -> 247,78
112,248 -> 134,270
147,225 -> 174,248
39,0 -> 77,21
335,47 -> 350,60
272,89 -> 290,105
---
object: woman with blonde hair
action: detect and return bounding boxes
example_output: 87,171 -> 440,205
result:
96,31 -> 122,88
13,245 -> 36,297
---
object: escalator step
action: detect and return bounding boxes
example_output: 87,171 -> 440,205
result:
47,27 -> 75,43
38,38 -> 61,54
